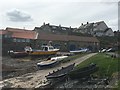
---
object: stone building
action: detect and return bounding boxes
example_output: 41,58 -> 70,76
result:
0,27 -> 38,55
77,21 -> 114,37
1,27 -> 100,55
34,23 -> 75,35
36,32 -> 99,52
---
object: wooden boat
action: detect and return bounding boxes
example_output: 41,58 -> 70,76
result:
68,63 -> 99,79
29,45 -> 59,56
8,50 -> 28,58
45,63 -> 75,80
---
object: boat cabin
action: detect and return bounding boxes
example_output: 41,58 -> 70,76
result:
41,45 -> 59,51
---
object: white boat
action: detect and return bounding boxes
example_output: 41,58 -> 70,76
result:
37,56 -> 68,68
51,56 -> 68,61
37,59 -> 58,68
70,48 -> 89,53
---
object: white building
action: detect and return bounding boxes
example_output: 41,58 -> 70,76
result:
77,21 -> 114,37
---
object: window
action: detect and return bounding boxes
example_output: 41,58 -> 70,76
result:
49,46 -> 54,50
4,35 -> 8,38
45,47 -> 48,51
94,23 -> 97,27
52,26 -> 57,29
62,28 -> 66,30
13,38 -> 17,42
26,39 -> 30,42
0,35 -> 2,39
4,35 -> 11,38
17,39 -> 21,42
21,39 -> 26,42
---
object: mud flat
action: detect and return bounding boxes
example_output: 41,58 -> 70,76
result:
2,53 -> 97,88
2,56 -> 45,79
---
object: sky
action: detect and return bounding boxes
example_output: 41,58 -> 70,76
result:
0,0 -> 119,31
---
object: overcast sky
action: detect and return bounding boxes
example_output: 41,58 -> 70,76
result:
0,0 -> 119,31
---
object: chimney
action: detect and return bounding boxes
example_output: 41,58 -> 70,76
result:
87,22 -> 89,24
81,23 -> 83,25
59,24 -> 61,27
43,22 -> 45,25
47,23 -> 50,26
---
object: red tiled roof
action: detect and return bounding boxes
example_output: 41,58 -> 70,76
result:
6,27 -> 33,32
12,32 -> 37,39
0,30 -> 8,35
5,27 -> 38,39
38,32 -> 99,42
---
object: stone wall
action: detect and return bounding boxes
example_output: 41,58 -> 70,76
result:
2,38 -> 99,55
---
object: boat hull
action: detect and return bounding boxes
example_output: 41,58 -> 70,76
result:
37,60 -> 58,68
9,51 -> 28,58
68,64 -> 99,79
45,63 -> 75,80
29,51 -> 58,56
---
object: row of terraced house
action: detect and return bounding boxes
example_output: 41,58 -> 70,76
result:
0,21 -> 114,55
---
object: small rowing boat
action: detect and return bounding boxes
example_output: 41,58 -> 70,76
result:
8,50 -> 28,58
45,63 -> 75,80
37,55 -> 68,68
37,59 -> 58,68
68,63 -> 99,79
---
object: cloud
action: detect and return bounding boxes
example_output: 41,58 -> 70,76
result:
6,9 -> 33,22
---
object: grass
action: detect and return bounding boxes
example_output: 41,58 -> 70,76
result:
118,80 -> 120,90
75,53 -> 119,78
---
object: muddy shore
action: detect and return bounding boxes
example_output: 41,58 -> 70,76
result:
2,56 -> 45,79
1,53 -> 97,88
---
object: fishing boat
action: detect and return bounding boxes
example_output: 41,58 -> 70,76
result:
45,63 -> 75,80
29,45 -> 59,56
68,63 -> 99,79
8,50 -> 28,58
